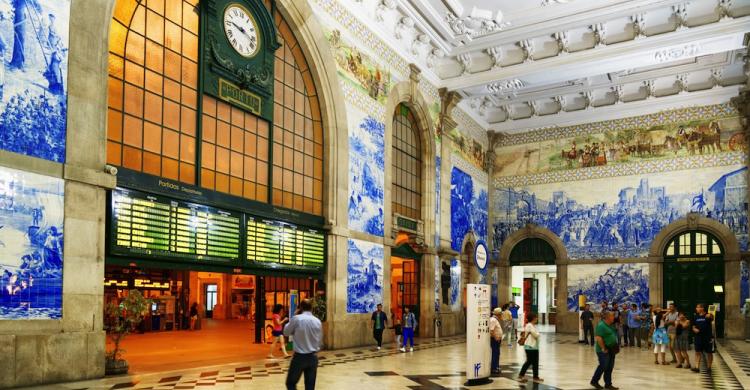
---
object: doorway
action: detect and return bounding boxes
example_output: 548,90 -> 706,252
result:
391,244 -> 421,335
663,231 -> 725,337
204,284 -> 218,319
509,238 -> 557,328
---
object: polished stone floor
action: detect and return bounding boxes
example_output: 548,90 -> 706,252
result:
32,331 -> 748,389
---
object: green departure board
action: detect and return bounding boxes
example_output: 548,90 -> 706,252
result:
112,188 -> 241,262
247,217 -> 325,269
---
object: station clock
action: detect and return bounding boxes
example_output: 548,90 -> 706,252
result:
200,0 -> 280,122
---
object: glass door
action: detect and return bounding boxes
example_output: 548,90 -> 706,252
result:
205,284 -> 218,319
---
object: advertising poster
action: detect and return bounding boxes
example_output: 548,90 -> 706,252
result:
465,284 -> 491,385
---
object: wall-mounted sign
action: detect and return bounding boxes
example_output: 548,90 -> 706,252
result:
247,217 -> 325,269
111,188 -> 242,262
219,78 -> 261,115
474,240 -> 488,274
109,187 -> 327,272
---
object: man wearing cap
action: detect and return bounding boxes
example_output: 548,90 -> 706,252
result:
489,307 -> 505,376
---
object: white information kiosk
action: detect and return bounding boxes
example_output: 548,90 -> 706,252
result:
465,283 -> 492,386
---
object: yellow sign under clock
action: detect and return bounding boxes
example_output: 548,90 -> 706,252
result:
219,78 -> 261,116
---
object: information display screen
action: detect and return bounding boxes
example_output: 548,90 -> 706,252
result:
112,188 -> 241,262
247,217 -> 325,269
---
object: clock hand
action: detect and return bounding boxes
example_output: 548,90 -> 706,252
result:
231,21 -> 246,34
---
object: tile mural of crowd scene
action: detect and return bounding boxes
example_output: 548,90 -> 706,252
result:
494,108 -> 744,177
348,115 -> 385,236
567,263 -> 649,312
493,165 -> 748,259
0,0 -> 70,163
451,167 -> 488,251
0,166 -> 64,319
346,238 -> 383,314
327,29 -> 391,104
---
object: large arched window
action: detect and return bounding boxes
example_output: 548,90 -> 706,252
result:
391,104 -> 422,220
107,0 -> 324,215
664,231 -> 723,257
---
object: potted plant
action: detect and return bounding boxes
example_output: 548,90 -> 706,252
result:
104,290 -> 151,375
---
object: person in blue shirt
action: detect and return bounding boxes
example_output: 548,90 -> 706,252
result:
284,299 -> 322,390
400,306 -> 417,352
626,304 -> 641,347
509,301 -> 520,343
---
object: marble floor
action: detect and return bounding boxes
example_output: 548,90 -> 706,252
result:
30,332 -> 746,390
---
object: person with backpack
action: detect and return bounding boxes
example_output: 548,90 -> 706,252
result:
400,306 -> 417,352
517,313 -> 542,384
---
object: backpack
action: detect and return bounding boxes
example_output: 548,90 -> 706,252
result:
518,331 -> 527,346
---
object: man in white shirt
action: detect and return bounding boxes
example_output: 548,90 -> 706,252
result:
489,307 -> 504,376
284,299 -> 323,390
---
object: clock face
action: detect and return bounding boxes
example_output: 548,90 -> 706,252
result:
223,4 -> 260,58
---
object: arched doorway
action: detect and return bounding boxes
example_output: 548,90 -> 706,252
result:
390,242 -> 422,336
509,238 -> 557,328
663,230 -> 726,337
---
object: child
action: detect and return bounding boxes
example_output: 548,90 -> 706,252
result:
392,318 -> 402,348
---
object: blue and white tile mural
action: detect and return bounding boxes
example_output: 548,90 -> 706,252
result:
450,258 -> 460,310
434,156 -> 441,248
494,165 -> 748,259
450,167 -> 488,251
434,254 -> 440,312
0,0 -> 70,163
346,238 -> 383,313
567,263 -> 649,312
0,166 -> 64,319
741,261 -> 749,308
348,115 -> 385,236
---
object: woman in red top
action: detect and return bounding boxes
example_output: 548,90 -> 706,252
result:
268,304 -> 289,358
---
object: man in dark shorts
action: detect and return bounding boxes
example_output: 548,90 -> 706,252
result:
691,303 -> 714,373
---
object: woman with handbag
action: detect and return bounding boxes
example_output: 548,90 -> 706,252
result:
517,313 -> 543,383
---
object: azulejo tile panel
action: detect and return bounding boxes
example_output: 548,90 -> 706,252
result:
495,151 -> 747,188
348,114 -> 385,236
0,0 -> 70,162
0,166 -> 65,319
493,164 -> 748,260
311,0 -> 409,78
450,167 -> 488,252
495,104 -> 744,178
567,263 -> 649,312
498,103 -> 738,147
346,238 -> 384,314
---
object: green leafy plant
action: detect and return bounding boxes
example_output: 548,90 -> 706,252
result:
104,290 -> 151,363
312,293 -> 327,322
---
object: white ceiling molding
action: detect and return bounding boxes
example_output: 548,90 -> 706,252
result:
488,85 -> 743,134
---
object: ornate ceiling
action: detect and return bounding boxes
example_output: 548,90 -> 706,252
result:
342,0 -> 750,135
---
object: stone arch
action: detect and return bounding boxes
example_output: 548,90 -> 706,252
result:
649,213 -> 740,259
383,78 -> 437,242
498,224 -> 569,265
649,213 -> 745,338
103,0 -> 348,224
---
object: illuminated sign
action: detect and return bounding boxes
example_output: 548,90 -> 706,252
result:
104,279 -> 128,287
134,279 -> 171,289
111,188 -> 241,262
247,217 -> 325,269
